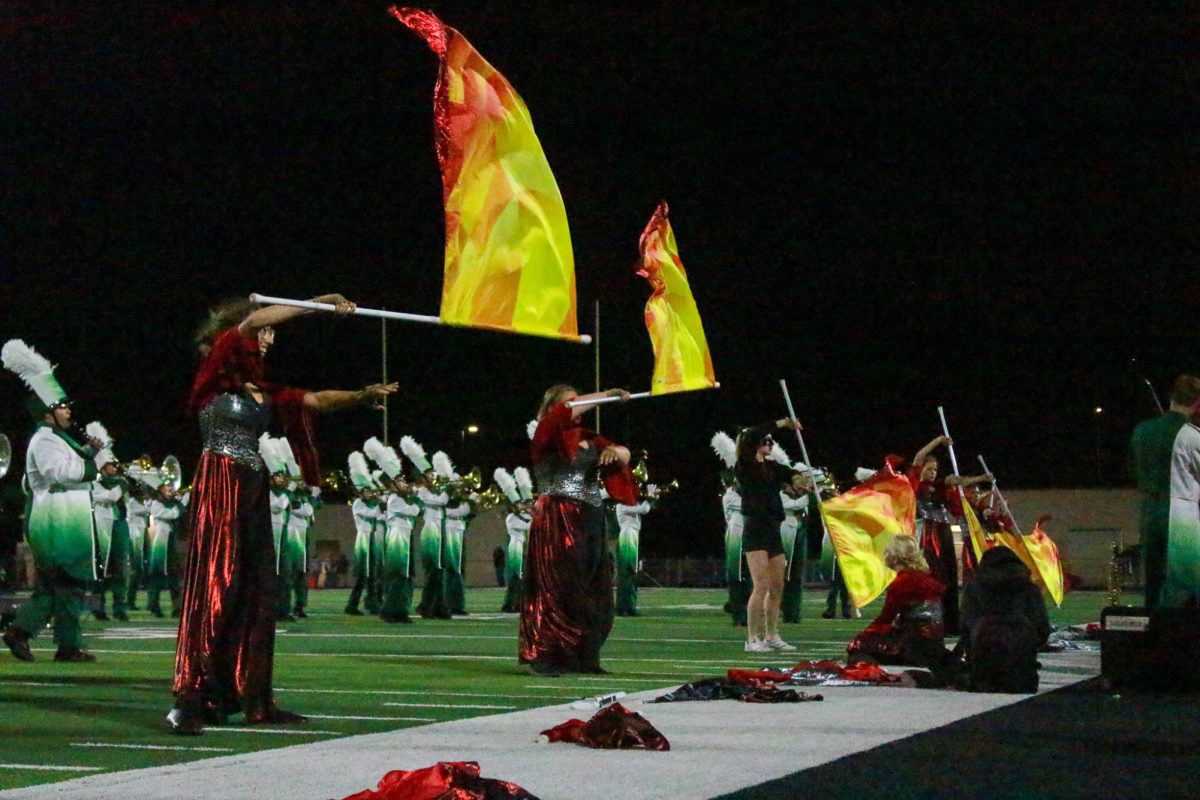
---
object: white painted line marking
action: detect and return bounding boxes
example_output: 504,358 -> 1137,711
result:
204,727 -> 341,735
71,742 -> 234,752
381,702 -> 516,710
0,764 -> 104,772
306,714 -> 435,722
276,687 -> 577,700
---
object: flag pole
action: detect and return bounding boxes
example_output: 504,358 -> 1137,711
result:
248,294 -> 593,345
565,384 -> 719,409
938,406 -> 981,556
978,455 -> 1021,535
381,312 -> 389,443
779,378 -> 831,533
594,300 -> 601,434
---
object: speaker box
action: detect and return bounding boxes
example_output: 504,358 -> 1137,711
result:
1101,606 -> 1200,692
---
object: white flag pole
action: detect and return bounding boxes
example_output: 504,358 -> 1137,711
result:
565,383 -> 719,409
248,294 -> 593,344
978,455 -> 1021,535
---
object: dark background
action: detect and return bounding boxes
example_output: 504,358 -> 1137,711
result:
1,2 -> 1196,556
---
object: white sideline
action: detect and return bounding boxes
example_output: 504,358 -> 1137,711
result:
0,651 -> 1098,800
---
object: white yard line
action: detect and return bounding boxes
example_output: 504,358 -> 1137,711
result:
0,765 -> 103,773
70,743 -> 234,753
203,728 -> 342,736
305,714 -> 435,722
380,702 -> 515,710
276,687 -> 578,700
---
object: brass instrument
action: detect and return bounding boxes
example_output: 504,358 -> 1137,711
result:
433,466 -> 483,495
631,452 -> 675,500
0,433 -> 10,480
653,478 -> 679,498
162,455 -> 183,491
474,483 -> 507,511
322,469 -> 348,494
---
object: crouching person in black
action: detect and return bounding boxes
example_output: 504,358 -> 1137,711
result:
961,546 -> 1051,693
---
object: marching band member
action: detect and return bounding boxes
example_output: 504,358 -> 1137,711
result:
495,467 -> 530,613
87,422 -> 130,622
276,437 -> 309,622
366,437 -> 419,623
259,436 -> 293,619
409,439 -> 451,620
2,340 -> 100,662
779,468 -> 811,624
435,452 -> 475,616
615,484 -> 658,617
520,385 -> 634,677
345,452 -> 383,616
125,476 -> 152,612
712,431 -> 748,626
147,477 -> 187,618
293,486 -> 321,618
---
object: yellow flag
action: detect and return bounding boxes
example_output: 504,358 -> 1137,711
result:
392,8 -> 580,342
1025,516 -> 1065,607
637,202 -> 717,395
821,469 -> 917,608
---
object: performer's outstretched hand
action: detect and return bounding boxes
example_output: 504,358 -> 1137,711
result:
312,293 -> 357,315
358,382 -> 398,410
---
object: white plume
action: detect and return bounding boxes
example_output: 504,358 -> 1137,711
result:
526,419 -> 539,441
432,451 -> 458,480
494,468 -> 520,504
399,435 -> 432,473
768,441 -> 792,467
258,434 -> 285,474
710,431 -> 736,469
85,421 -> 112,447
347,451 -> 373,490
513,466 -> 535,501
364,436 -> 403,478
1,339 -> 52,382
278,437 -> 301,479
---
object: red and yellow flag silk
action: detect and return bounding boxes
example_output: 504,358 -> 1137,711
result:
962,497 -> 990,563
637,202 -> 717,395
391,7 -> 579,342
820,468 -> 917,608
1025,516 -> 1065,607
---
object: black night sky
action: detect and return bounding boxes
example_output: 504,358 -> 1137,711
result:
1,2 -> 1195,556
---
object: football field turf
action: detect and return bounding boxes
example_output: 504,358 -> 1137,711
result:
0,587 -> 1108,792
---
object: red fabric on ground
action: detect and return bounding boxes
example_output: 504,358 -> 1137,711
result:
336,760 -> 539,800
540,702 -> 670,750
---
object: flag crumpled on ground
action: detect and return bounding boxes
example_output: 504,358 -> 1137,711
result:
335,761 -> 539,800
653,660 -> 899,703
540,702 -> 670,750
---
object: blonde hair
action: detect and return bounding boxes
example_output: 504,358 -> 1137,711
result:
884,535 -> 928,573
537,384 -> 576,420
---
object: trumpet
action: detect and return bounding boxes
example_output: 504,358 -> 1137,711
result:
651,478 -> 679,498
433,466 -> 483,495
474,484 -> 507,511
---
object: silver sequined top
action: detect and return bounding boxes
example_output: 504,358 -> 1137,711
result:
534,444 -> 602,507
199,392 -> 270,470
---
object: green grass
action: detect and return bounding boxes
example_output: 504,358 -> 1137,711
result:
0,587 -> 1109,791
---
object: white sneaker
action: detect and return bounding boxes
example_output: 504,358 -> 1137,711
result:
764,636 -> 797,652
744,638 -> 771,653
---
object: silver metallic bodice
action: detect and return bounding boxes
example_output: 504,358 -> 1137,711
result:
534,444 -> 602,506
917,499 -> 952,523
199,392 -> 270,470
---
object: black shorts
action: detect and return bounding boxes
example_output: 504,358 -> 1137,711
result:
742,517 -> 784,558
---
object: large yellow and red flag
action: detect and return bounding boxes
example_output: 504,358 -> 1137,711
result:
637,202 -> 717,394
391,7 -> 580,342
1025,515 -> 1065,607
820,466 -> 917,608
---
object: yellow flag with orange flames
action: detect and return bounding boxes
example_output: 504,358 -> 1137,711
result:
637,202 -> 717,394
392,7 -> 580,342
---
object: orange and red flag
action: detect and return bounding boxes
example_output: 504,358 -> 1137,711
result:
392,7 -> 580,342
637,202 -> 717,395
820,466 -> 917,608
